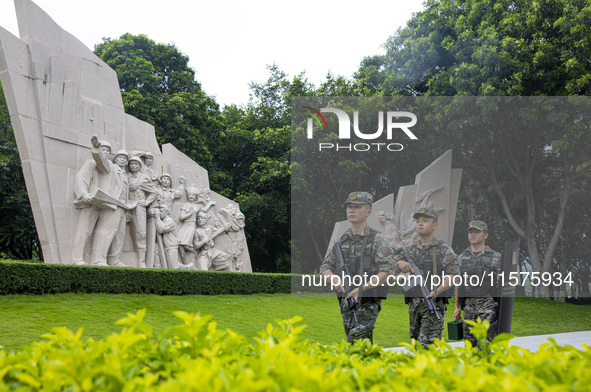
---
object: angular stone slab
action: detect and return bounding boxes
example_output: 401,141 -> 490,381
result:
0,0 -> 251,272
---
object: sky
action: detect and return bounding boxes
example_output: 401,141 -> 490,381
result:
0,0 -> 426,107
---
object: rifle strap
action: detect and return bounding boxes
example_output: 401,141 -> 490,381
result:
357,233 -> 372,297
432,244 -> 439,299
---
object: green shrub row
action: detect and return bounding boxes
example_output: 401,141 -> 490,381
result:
0,260 -> 291,295
1,310 -> 589,391
0,260 -> 405,296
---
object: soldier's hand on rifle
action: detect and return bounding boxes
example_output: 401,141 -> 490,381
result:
321,270 -> 345,293
346,287 -> 360,303
395,260 -> 414,274
426,290 -> 436,300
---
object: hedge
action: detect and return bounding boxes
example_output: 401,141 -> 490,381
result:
0,260 -> 291,295
0,260 -> 408,296
1,310 -> 589,391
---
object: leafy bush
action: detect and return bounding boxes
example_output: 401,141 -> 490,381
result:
0,312 -> 589,391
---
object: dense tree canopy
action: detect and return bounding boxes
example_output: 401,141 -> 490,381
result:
354,0 -> 591,296
94,34 -> 220,167
357,0 -> 591,96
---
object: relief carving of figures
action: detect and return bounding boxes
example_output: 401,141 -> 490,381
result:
416,186 -> 445,216
378,211 -> 400,245
154,204 -> 180,269
1,3 -> 253,272
193,211 -> 232,271
71,139 -> 112,265
141,152 -> 159,182
90,147 -> 132,267
217,203 -> 246,272
177,186 -> 214,265
376,186 -> 448,250
195,187 -> 216,212
127,156 -> 159,268
398,213 -> 419,247
158,173 -> 185,210
72,138 -> 249,271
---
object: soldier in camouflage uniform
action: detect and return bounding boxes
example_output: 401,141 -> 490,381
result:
394,207 -> 459,348
319,192 -> 396,344
454,221 -> 501,347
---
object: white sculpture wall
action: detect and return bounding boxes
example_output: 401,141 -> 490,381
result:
0,0 -> 252,271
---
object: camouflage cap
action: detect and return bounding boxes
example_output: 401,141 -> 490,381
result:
468,220 -> 487,231
413,207 -> 438,221
343,192 -> 373,208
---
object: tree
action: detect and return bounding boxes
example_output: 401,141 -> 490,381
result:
210,66 -> 304,272
94,34 -> 220,167
358,0 -> 591,297
358,0 -> 591,96
0,85 -> 41,260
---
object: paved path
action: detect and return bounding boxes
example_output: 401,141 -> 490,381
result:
386,331 -> 591,354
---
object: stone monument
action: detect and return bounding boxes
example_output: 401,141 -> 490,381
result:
328,150 -> 462,250
0,0 -> 252,271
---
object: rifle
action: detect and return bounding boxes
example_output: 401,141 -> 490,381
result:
333,242 -> 359,326
395,247 -> 442,321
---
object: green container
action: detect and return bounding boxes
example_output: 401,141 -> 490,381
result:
447,319 -> 464,340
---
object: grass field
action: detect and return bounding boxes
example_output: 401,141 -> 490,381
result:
0,293 -> 589,352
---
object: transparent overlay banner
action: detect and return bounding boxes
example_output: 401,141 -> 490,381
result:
291,96 -> 591,299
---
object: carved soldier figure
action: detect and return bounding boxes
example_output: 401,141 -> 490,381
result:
218,203 -> 246,271
154,204 -> 180,269
141,151 -> 159,182
90,147 -> 131,267
193,211 -> 232,271
195,187 -> 216,212
177,187 -> 202,264
71,139 -> 112,265
127,156 -> 158,268
158,173 -> 185,210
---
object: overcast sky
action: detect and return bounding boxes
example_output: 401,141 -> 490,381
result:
0,0 -> 425,107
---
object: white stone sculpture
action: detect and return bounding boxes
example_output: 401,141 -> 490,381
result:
177,186 -> 203,265
193,211 -> 232,271
158,173 -> 186,210
154,204 -> 180,269
141,152 -> 159,182
0,0 -> 252,271
217,203 -> 246,272
127,156 -> 158,268
91,148 -> 132,267
71,139 -> 112,265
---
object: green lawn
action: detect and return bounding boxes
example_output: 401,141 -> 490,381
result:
0,293 -> 589,352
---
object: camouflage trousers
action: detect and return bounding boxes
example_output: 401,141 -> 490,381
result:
408,297 -> 447,348
340,298 -> 381,344
462,296 -> 498,347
